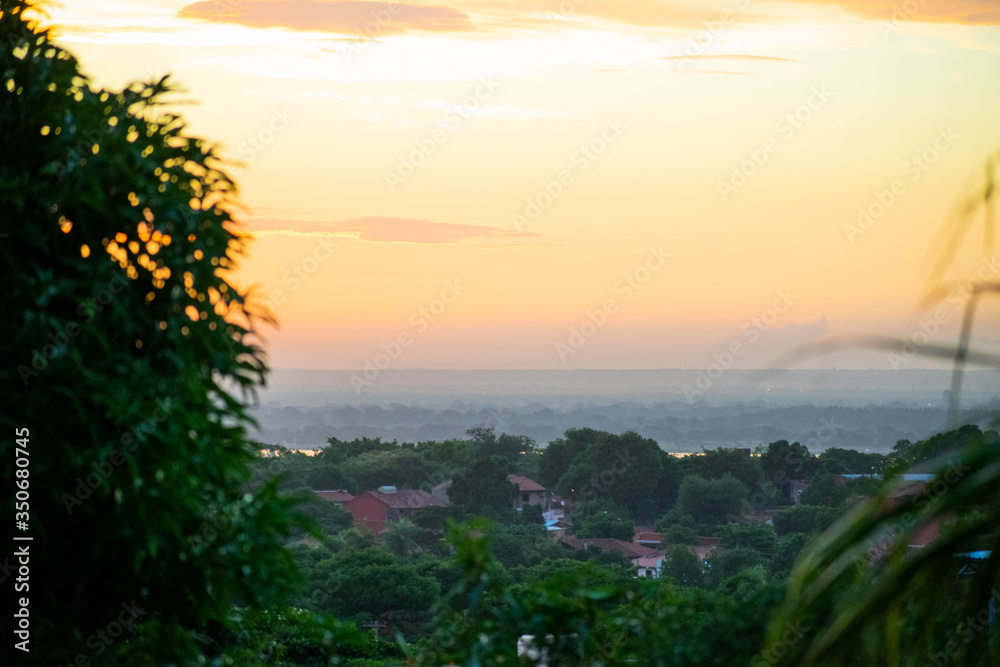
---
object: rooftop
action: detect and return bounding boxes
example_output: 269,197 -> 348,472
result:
508,475 -> 546,492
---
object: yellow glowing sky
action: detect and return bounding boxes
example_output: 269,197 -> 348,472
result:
44,0 -> 1000,369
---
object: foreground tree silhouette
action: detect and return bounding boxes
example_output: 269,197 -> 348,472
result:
1,1 -> 307,662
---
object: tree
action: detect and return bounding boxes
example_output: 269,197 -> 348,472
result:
884,424 -> 991,477
717,523 -> 776,553
2,5 -> 305,661
383,518 -> 420,557
556,430 -> 683,523
340,448 -> 441,491
771,504 -> 841,537
304,463 -> 357,493
319,436 -> 400,465
797,472 -> 841,506
676,474 -> 748,527
575,511 -> 635,541
310,547 -> 438,630
661,545 -> 704,587
286,489 -> 354,537
815,448 -> 887,476
759,440 -> 813,504
664,524 -> 699,545
466,427 -> 536,473
654,507 -> 698,533
538,428 -> 603,489
449,455 -> 517,517
683,447 -> 766,491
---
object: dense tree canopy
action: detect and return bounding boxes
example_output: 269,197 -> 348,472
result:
676,474 -> 749,527
681,446 -> 766,491
449,454 -> 517,517
759,440 -> 813,504
556,430 -> 683,522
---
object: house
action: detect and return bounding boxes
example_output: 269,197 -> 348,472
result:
314,489 -> 354,508
559,537 -> 665,577
633,531 -> 664,548
343,487 -> 445,533
509,475 -> 549,511
547,495 -> 567,518
864,480 -> 950,557
545,518 -> 569,538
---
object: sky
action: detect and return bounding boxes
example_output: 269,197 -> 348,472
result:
41,0 -> 1000,371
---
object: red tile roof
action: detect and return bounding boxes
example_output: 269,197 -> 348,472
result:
365,489 -> 446,509
561,537 -> 661,560
634,532 -> 664,544
315,490 -> 354,503
508,475 -> 546,492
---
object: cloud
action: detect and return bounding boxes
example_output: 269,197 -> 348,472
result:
245,216 -> 539,244
179,0 -> 475,34
781,0 -> 1000,25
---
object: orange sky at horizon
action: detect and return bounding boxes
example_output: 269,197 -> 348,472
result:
42,0 -> 1000,370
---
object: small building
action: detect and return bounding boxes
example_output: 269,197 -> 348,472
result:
509,475 -> 549,510
546,495 -> 566,518
344,488 -> 445,533
559,537 -> 665,577
634,531 -> 664,548
545,518 -> 569,538
314,489 -> 354,508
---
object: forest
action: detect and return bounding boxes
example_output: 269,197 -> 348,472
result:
204,424 -> 997,665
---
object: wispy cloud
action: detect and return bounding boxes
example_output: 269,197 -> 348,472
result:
245,216 -> 541,244
782,0 -> 1000,25
179,0 -> 476,34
